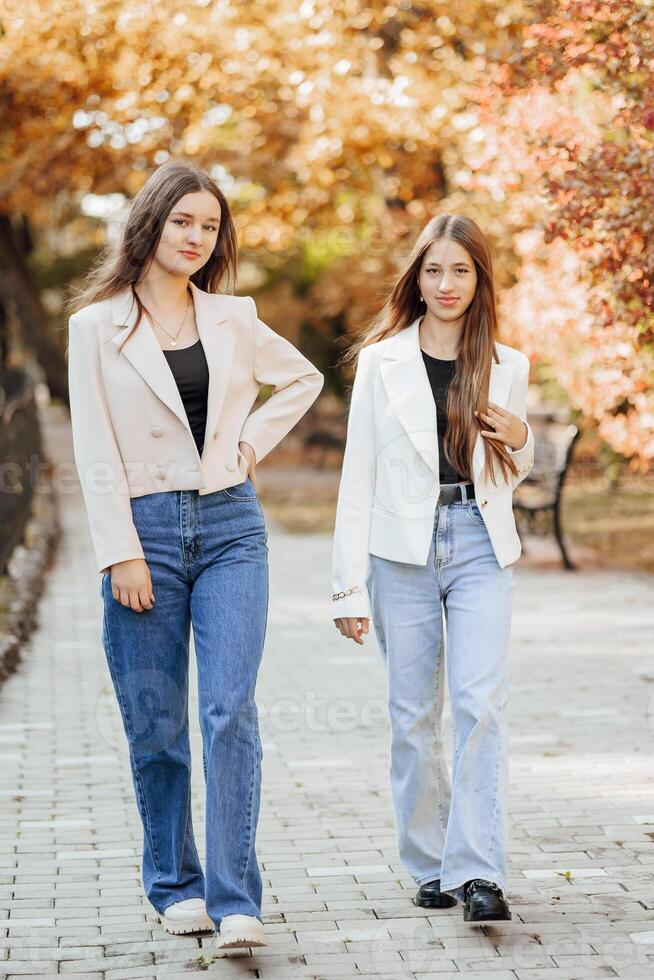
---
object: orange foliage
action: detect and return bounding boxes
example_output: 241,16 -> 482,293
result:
0,0 -> 651,464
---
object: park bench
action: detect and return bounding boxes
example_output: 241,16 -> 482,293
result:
513,410 -> 580,569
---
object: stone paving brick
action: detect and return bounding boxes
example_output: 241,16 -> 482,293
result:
413,974 -> 519,980
57,951 -> 154,972
2,973 -> 56,979
2,968 -> 59,977
100,971 -> 156,980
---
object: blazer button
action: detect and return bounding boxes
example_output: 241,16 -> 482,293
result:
155,467 -> 166,479
225,461 -> 237,472
151,426 -> 163,437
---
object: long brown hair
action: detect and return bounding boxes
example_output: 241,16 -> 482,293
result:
343,213 -> 518,487
66,159 -> 238,355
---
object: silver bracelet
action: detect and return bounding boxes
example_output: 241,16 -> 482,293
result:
332,585 -> 362,601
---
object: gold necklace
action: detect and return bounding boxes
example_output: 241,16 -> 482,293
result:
147,289 -> 191,347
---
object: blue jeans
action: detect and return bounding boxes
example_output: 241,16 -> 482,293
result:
100,478 -> 268,928
366,491 -> 515,904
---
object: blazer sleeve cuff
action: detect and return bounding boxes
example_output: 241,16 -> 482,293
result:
97,542 -> 145,575
508,419 -> 529,453
331,586 -> 371,620
508,421 -> 535,478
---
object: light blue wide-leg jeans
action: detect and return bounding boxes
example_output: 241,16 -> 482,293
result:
367,490 -> 515,904
100,477 -> 268,929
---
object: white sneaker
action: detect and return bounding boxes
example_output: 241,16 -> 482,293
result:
214,913 -> 267,949
157,897 -> 213,935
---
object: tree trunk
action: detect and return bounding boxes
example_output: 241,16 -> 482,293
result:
0,212 -> 69,405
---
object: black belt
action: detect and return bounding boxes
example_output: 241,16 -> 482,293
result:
438,481 -> 475,505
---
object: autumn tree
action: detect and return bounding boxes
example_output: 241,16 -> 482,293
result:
0,0 -> 524,394
470,0 -> 654,465
1,0 -> 651,466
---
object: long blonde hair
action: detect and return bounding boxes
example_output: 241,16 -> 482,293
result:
66,159 -> 238,355
344,213 -> 518,487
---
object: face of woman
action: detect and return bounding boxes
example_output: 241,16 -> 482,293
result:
417,238 -> 478,321
152,191 -> 221,278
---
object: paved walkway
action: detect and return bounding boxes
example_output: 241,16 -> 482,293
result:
1,405 -> 653,979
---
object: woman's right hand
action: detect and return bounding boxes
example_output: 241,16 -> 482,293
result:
334,617 -> 369,645
109,559 -> 155,612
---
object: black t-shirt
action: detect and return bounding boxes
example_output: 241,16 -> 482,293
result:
420,349 -> 468,484
162,339 -> 209,457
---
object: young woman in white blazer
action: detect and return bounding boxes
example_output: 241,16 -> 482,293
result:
66,160 -> 323,947
331,214 -> 535,923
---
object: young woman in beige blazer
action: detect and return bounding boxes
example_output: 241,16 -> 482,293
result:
331,214 -> 535,923
66,160 -> 323,947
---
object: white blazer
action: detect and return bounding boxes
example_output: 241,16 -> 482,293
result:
331,316 -> 535,619
68,281 -> 324,575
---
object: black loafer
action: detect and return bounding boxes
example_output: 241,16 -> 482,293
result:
463,878 -> 511,922
414,879 -> 458,908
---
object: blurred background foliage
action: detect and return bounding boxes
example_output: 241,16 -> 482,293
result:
0,0 -> 652,479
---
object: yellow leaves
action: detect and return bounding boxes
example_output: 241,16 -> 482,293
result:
172,85 -> 195,105
1,0 -> 648,464
626,233 -> 645,257
315,168 -> 336,187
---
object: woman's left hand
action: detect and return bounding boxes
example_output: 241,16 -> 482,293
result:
238,441 -> 257,486
475,403 -> 528,451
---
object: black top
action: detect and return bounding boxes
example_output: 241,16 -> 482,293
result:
162,339 -> 209,457
420,349 -> 468,484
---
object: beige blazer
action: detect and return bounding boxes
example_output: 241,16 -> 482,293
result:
67,281 -> 324,574
331,317 -> 535,619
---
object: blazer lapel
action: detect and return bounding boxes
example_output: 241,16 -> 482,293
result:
109,281 -> 233,451
380,319 -> 437,474
379,316 -> 514,480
